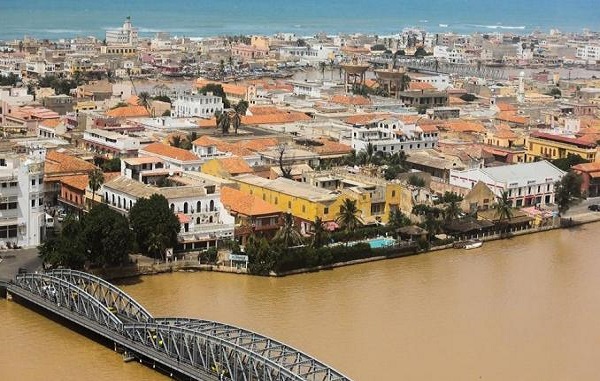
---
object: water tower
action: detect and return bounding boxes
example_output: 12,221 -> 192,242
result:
340,57 -> 370,93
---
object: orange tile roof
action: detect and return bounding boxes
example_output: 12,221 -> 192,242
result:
103,172 -> 121,183
496,112 -> 529,125
60,174 -> 89,191
45,150 -> 96,175
494,129 -> 518,139
127,95 -> 139,106
496,102 -> 517,112
40,118 -> 61,128
330,95 -> 371,106
192,135 -> 220,147
449,96 -> 468,105
418,123 -> 439,133
215,156 -> 254,175
106,105 -> 150,118
197,117 -> 218,128
409,82 -> 436,91
344,113 -> 391,125
141,142 -> 200,162
221,187 -> 281,216
248,106 -> 280,115
238,138 -> 280,151
572,162 -> 600,172
241,111 -> 311,125
313,138 -> 353,155
439,120 -> 486,133
195,79 -> 247,96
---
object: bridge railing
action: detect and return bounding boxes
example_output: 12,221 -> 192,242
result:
14,273 -> 123,331
47,269 -> 153,323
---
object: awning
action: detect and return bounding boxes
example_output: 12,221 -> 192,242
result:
177,213 -> 191,224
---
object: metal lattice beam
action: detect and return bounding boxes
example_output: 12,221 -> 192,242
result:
47,269 -> 153,323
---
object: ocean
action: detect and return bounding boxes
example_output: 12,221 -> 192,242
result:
0,0 -> 598,40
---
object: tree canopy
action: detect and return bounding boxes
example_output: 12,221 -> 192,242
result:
555,172 -> 582,215
81,203 -> 132,266
551,154 -> 588,172
129,194 -> 180,256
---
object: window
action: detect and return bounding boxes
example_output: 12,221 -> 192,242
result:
288,201 -> 292,209
39,198 -> 43,206
391,190 -> 396,197
196,217 -> 201,224
183,202 -> 189,213
274,197 -> 278,204
302,205 -> 306,213
170,203 -> 175,212
31,199 -> 35,207
1,183 -> 6,188
31,179 -> 35,186
0,224 -> 17,238
324,207 -> 329,214
196,201 -> 201,211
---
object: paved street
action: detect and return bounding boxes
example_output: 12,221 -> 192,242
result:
0,247 -> 42,281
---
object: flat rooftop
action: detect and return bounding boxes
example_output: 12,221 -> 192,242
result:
234,174 -> 338,202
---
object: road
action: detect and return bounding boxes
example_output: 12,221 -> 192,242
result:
0,247 -> 42,281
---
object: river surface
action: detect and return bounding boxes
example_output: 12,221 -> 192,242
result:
2,223 -> 600,381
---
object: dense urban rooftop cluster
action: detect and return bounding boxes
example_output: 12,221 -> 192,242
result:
0,18 -> 599,272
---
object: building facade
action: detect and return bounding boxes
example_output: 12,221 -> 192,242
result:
350,118 -> 439,154
0,148 -> 47,247
449,161 -> 565,207
172,93 -> 224,118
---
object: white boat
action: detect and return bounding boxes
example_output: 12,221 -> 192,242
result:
464,240 -> 483,250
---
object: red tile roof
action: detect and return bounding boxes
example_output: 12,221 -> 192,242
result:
330,95 -> 371,106
60,174 -> 89,191
106,105 -> 150,118
142,142 -> 200,161
221,187 -> 281,216
530,131 -> 597,149
214,157 -> 254,175
45,150 -> 96,175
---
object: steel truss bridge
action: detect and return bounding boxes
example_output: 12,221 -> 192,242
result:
368,57 -> 507,81
4,269 -> 352,381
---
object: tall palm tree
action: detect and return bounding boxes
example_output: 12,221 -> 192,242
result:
443,200 -> 461,222
231,110 -> 241,135
217,111 -> 230,134
336,198 -> 361,234
137,91 -> 152,115
363,142 -> 375,165
88,168 -> 104,208
493,191 -> 513,222
319,61 -> 326,79
311,217 -> 327,248
147,231 -> 166,262
399,74 -> 411,91
275,213 -> 303,248
171,135 -> 183,148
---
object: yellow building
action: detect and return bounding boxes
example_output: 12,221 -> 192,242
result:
232,173 -> 404,234
526,131 -> 598,162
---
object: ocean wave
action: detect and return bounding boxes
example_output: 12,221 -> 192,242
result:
43,29 -> 83,34
470,24 -> 526,30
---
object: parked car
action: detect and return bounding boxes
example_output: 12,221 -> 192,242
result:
588,204 -> 600,211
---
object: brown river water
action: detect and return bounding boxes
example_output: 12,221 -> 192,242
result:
1,223 -> 599,381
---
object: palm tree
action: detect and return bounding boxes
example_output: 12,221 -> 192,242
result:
363,142 -> 375,165
493,191 -> 513,233
88,168 -> 104,208
147,231 -> 166,262
493,192 -> 513,222
311,217 -> 327,248
443,200 -> 462,222
388,209 -> 410,230
336,198 -> 361,234
231,110 -> 241,135
275,213 -> 303,248
171,135 -> 183,148
137,91 -> 152,115
399,74 -> 411,91
217,111 -> 230,134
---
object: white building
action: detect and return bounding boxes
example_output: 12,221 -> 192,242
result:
278,44 -> 339,65
433,45 -> 466,63
291,81 -> 322,98
449,160 -> 565,207
102,176 -> 234,252
172,93 -> 223,118
350,118 -> 440,154
576,44 -> 600,63
105,17 -> 139,46
409,73 -> 451,91
139,142 -> 204,171
82,129 -> 141,158
0,148 -> 47,248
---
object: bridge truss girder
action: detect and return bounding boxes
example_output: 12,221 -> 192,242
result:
15,273 -> 122,331
47,269 -> 153,323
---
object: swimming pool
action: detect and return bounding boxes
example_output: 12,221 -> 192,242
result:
368,237 -> 396,249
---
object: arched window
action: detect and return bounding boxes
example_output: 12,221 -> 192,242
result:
170,203 -> 175,212
196,201 -> 201,211
209,200 -> 215,211
209,216 -> 213,223
183,202 -> 188,213
196,217 -> 200,224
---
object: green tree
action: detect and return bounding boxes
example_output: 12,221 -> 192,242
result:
99,157 -> 121,172
384,165 -> 402,180
388,209 -> 411,230
411,204 -> 442,241
129,194 -> 180,255
39,214 -> 86,269
336,198 -> 361,234
275,213 -> 303,248
171,135 -> 183,148
87,168 -> 104,208
137,91 -> 152,115
555,172 -> 582,215
443,199 -> 462,222
234,100 -> 248,115
311,217 -> 328,248
551,154 -> 588,171
399,73 -> 411,91
460,93 -> 477,102
81,203 -> 132,266
493,191 -> 513,233
217,111 -> 231,134
246,236 -> 277,275
407,174 -> 426,187
414,47 -> 428,57
199,83 -> 231,108
231,109 -> 242,135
